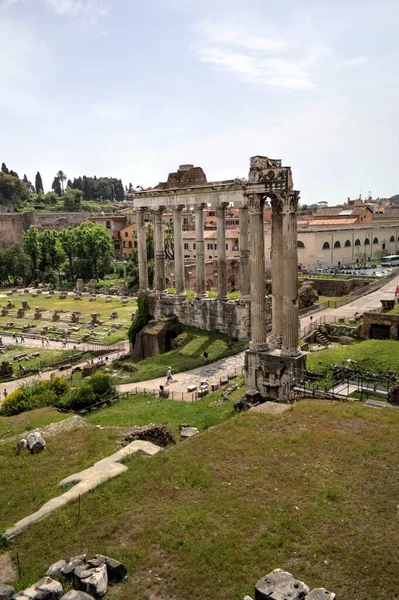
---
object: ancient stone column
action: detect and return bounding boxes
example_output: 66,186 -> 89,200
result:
195,204 -> 206,298
239,206 -> 250,299
217,203 -> 228,300
281,191 -> 300,356
248,193 -> 268,349
154,207 -> 165,293
271,196 -> 284,346
137,208 -> 148,292
173,205 -> 185,295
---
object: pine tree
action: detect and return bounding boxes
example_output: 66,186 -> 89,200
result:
67,179 -> 73,189
1,163 -> 9,174
52,176 -> 62,196
35,172 -> 44,194
9,170 -> 19,179
83,176 -> 91,200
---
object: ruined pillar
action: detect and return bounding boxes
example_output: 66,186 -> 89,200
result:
239,206 -> 250,299
137,208 -> 148,292
173,205 -> 185,295
217,203 -> 228,300
248,193 -> 268,349
281,191 -> 300,356
271,196 -> 284,346
195,204 -> 206,298
154,207 -> 165,293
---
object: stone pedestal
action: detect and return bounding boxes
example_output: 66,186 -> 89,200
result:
76,279 -> 84,292
17,309 -> 24,318
245,348 -> 306,402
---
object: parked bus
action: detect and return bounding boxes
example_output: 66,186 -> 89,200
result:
381,255 -> 399,267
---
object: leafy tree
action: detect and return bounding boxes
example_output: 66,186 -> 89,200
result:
83,176 -> 91,200
0,243 -> 31,285
59,227 -> 76,279
23,174 -> 35,193
52,176 -> 62,196
74,221 -> 114,280
35,171 -> 44,194
56,170 -> 67,195
128,293 -> 152,349
44,191 -> 59,205
63,188 -> 83,212
1,162 -> 9,174
40,229 -> 64,273
67,179 -> 72,189
23,226 -> 41,276
0,171 -> 29,207
115,179 -> 125,202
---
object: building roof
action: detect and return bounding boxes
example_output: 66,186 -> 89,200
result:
182,229 -> 239,240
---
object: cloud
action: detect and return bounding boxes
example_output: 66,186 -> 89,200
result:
45,0 -> 108,18
339,56 -> 369,67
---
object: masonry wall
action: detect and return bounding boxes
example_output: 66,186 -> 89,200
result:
302,277 -> 371,297
153,295 -> 272,340
362,311 -> 399,340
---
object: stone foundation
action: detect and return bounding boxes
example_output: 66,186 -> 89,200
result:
153,294 -> 267,340
245,349 -> 306,401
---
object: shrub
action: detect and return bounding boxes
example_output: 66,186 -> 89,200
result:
128,293 -> 152,348
61,382 -> 95,411
50,375 -> 69,396
0,389 -> 28,416
88,371 -> 115,398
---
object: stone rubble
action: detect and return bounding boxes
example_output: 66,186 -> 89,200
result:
0,586 -> 15,600
26,432 -> 46,454
123,424 -> 175,447
247,569 -> 335,600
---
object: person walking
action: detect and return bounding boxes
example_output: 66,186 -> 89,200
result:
3,389 -> 7,399
166,366 -> 173,385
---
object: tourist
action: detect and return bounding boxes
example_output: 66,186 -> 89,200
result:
166,366 -> 173,385
62,338 -> 67,348
203,351 -> 209,363
20,335 -> 24,343
46,336 -> 50,347
3,389 -> 7,398
41,337 -> 45,347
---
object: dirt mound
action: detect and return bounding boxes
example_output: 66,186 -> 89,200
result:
124,424 -> 175,447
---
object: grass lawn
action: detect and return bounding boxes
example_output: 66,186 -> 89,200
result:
314,296 -> 340,304
0,345 -> 77,379
87,382 -> 244,439
0,291 -> 137,345
115,326 -> 247,383
1,400 -> 398,600
306,339 -> 399,376
0,407 -> 69,440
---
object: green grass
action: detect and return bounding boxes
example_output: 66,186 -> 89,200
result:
115,326 -> 247,383
87,382 -> 244,439
0,407 -> 69,440
2,400 -> 399,600
306,339 -> 399,378
0,290 -> 137,345
0,345 -> 77,380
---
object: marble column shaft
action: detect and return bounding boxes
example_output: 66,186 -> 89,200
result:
195,205 -> 206,297
154,208 -> 165,292
173,206 -> 185,295
249,194 -> 268,349
217,203 -> 228,300
137,208 -> 148,292
239,207 -> 250,299
281,191 -> 299,356
271,198 -> 284,345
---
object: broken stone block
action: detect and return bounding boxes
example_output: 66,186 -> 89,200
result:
60,592 -> 95,600
220,375 -> 229,385
0,586 -> 15,600
94,555 -> 127,583
307,590 -> 336,600
60,559 -> 85,581
180,426 -> 200,442
15,577 -> 63,600
26,432 -> 46,454
46,560 -> 67,580
255,569 -> 310,600
74,564 -> 107,598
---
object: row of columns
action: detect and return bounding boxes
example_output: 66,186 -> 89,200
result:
137,205 -> 251,300
247,192 -> 299,357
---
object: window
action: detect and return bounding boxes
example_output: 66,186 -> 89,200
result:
390,236 -> 395,242
207,243 -> 213,250
134,241 -> 137,249
193,243 -> 196,250
297,240 -> 305,248
184,243 -> 189,250
124,232 -> 128,237
364,238 -> 370,245
106,221 -> 111,229
334,241 -> 341,248
123,241 -> 127,248
322,241 -> 330,250
344,240 -> 351,247
215,244 -> 217,250
128,241 -> 132,248
373,237 -> 379,244
355,239 -> 361,246
226,243 -> 228,250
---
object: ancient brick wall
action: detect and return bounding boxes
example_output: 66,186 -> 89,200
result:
302,277 -> 370,297
362,311 -> 399,340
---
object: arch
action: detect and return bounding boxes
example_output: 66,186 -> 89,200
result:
344,240 -> 351,247
106,220 -> 111,229
364,238 -> 370,245
297,240 -> 305,248
373,237 -> 379,244
355,239 -> 361,246
128,241 -> 132,248
123,241 -> 127,248
134,241 -> 137,249
390,235 -> 395,242
334,240 -> 341,248
322,241 -> 330,250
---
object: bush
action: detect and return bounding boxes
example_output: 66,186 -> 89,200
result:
0,389 -> 29,416
128,293 -> 152,348
61,382 -> 95,411
50,375 -> 69,396
88,371 -> 115,398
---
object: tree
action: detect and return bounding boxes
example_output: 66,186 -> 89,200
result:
56,170 -> 67,195
83,176 -> 91,200
115,179 -> 125,202
0,171 -> 29,207
74,221 -> 114,280
59,227 -> 76,279
1,163 -> 9,174
35,172 -> 44,194
67,179 -> 72,189
52,176 -> 62,196
39,229 -> 65,275
23,226 -> 41,277
23,174 -> 35,193
63,188 -> 83,212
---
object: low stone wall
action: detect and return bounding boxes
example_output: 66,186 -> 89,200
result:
302,277 -> 370,297
153,294 -> 271,340
324,323 -> 362,340
362,311 -> 399,340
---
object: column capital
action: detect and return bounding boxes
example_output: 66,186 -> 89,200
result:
153,205 -> 165,214
246,193 -> 265,211
195,202 -> 207,212
173,204 -> 185,212
282,190 -> 300,215
270,195 -> 284,215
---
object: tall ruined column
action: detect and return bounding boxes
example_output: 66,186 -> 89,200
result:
281,191 -> 300,356
248,193 -> 268,349
271,197 -> 284,346
154,207 -> 165,293
173,205 -> 185,295
239,206 -> 250,299
195,204 -> 206,298
137,208 -> 148,292
217,203 -> 228,300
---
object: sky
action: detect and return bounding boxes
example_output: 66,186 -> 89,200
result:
1,0 -> 399,204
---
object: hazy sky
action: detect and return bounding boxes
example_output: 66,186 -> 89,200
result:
1,0 -> 399,204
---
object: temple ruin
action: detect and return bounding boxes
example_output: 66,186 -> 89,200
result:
133,156 -> 306,401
